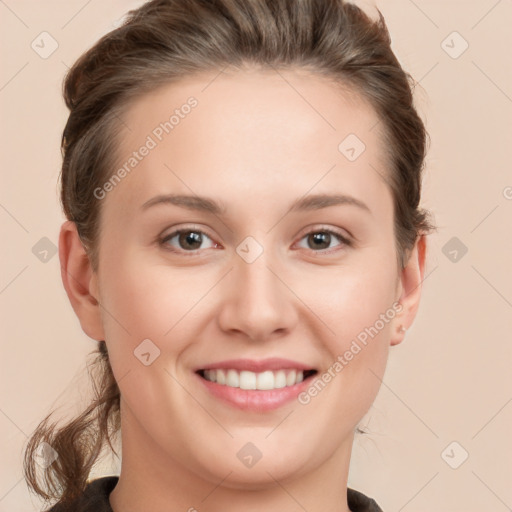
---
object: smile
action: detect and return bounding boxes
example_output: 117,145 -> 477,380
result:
194,358 -> 319,411
198,368 -> 317,390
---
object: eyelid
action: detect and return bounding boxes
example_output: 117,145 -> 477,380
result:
160,224 -> 216,240
295,224 -> 352,243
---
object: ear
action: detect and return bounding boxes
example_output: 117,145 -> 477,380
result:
59,220 -> 105,341
390,234 -> 427,346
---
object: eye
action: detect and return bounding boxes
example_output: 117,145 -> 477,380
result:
159,227 -> 219,254
295,227 -> 352,253
158,225 -> 352,256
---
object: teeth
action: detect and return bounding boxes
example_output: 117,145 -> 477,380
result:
257,370 -> 275,390
202,369 -> 306,390
216,369 -> 226,385
286,369 -> 297,386
226,369 -> 239,387
274,370 -> 287,388
240,370 -> 256,390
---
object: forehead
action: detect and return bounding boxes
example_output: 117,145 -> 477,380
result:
106,67 -> 391,221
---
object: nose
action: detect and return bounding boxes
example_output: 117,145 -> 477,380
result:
216,249 -> 298,342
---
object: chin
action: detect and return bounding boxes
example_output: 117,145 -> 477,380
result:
193,448 -> 311,490
213,463 -> 304,490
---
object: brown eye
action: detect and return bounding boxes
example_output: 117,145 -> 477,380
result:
307,232 -> 332,250
177,231 -> 203,250
296,228 -> 352,253
160,229 -> 217,253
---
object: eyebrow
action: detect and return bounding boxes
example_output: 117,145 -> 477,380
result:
140,193 -> 371,215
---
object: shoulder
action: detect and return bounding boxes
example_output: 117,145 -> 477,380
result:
44,478 -> 381,512
347,487 -> 384,512
45,476 -> 118,512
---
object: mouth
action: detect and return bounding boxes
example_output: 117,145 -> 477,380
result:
193,358 -> 318,411
196,368 -> 318,391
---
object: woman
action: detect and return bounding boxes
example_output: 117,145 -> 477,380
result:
23,0 -> 435,510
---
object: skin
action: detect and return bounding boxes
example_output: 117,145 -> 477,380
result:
59,66 -> 426,512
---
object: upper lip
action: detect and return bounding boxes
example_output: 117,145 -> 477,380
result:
196,358 -> 316,373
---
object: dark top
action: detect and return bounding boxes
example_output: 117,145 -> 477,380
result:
46,476 -> 383,512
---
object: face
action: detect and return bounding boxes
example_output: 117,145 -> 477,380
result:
83,67 -> 411,487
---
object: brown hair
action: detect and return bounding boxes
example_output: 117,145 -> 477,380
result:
23,0 -> 435,508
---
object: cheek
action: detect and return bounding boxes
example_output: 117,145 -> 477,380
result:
97,255 -> 213,366
300,253 -> 397,421
96,261 -> 204,422
301,255 -> 398,352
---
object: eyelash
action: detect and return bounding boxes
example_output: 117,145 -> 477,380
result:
158,225 -> 353,256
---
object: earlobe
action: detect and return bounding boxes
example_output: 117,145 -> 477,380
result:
390,235 -> 427,346
59,220 -> 105,341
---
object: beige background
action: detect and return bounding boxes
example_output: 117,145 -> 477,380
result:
1,1 -> 511,511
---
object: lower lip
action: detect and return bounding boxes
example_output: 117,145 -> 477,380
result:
195,372 -> 314,412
